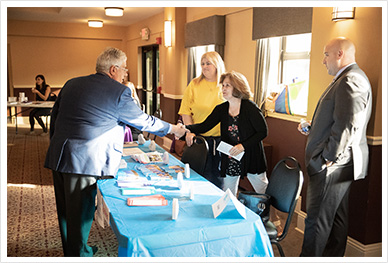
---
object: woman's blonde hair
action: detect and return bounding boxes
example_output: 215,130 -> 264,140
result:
219,71 -> 253,100
192,51 -> 225,85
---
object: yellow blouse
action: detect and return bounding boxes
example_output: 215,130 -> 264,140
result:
178,78 -> 224,137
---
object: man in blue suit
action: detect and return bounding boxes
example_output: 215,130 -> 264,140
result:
44,47 -> 186,257
298,37 -> 372,256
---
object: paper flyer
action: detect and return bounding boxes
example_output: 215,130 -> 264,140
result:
127,195 -> 167,206
216,141 -> 244,161
212,189 -> 246,219
123,147 -> 144,157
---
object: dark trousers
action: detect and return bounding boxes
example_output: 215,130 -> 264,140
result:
52,171 -> 98,257
29,108 -> 51,132
300,163 -> 354,257
203,136 -> 223,189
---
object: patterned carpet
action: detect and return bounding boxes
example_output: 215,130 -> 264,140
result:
7,127 -> 118,257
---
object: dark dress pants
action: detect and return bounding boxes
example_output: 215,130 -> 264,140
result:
203,137 -> 224,189
52,171 -> 98,257
300,163 -> 354,257
29,108 -> 51,132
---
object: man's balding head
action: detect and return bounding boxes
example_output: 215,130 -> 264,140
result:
323,37 -> 356,76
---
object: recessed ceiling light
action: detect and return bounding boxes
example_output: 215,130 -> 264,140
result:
105,7 -> 124,17
88,20 -> 103,28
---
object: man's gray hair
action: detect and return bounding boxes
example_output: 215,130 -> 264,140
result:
96,47 -> 127,73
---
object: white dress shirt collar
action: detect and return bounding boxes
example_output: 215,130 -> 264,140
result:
335,62 -> 356,80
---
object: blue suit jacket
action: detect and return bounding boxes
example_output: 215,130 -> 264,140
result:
44,73 -> 170,176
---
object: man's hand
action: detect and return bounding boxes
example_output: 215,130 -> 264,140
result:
170,123 -> 188,139
297,121 -> 311,136
326,160 -> 334,167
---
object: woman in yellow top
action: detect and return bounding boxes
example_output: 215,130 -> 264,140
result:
178,51 -> 225,189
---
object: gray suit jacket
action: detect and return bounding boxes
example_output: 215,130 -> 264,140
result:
44,73 -> 170,176
305,64 -> 372,180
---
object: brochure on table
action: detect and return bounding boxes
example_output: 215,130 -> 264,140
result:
115,141 -> 246,220
212,189 -> 246,219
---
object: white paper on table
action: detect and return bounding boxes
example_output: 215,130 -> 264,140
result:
212,189 -> 246,219
119,159 -> 127,169
123,147 -> 144,157
216,141 -> 244,161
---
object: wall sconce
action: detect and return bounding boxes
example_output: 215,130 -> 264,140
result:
88,20 -> 103,28
164,20 -> 172,47
105,7 -> 124,17
332,7 -> 355,21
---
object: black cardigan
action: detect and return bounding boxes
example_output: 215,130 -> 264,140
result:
186,99 -> 267,178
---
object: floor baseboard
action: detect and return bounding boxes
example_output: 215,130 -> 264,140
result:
295,197 -> 382,257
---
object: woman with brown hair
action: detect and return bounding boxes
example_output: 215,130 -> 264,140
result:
185,71 -> 268,195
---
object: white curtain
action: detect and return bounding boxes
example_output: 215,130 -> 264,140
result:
187,45 -> 223,85
187,48 -> 197,85
253,39 -> 271,113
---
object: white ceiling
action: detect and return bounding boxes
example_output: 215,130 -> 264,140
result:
7,7 -> 165,27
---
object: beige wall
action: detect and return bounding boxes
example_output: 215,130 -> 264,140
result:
124,8 -> 187,99
309,7 -> 382,136
7,7 -> 382,137
8,20 -> 126,89
124,12 -> 164,87
162,7 -> 187,98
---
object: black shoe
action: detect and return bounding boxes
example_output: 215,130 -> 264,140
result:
92,246 -> 98,255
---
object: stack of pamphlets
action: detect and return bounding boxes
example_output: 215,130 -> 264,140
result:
116,170 -> 151,188
127,194 -> 167,206
136,164 -> 173,180
131,151 -> 164,164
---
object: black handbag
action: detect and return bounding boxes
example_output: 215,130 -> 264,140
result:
238,191 -> 271,223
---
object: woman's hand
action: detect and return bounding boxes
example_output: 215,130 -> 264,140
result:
185,132 -> 196,147
229,143 -> 244,156
31,88 -> 38,94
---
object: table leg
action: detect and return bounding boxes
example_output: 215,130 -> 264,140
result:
15,109 -> 18,134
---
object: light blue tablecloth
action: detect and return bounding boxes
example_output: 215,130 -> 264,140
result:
97,140 -> 273,257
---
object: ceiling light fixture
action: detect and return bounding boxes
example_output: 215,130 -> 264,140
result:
105,7 -> 124,17
88,20 -> 103,28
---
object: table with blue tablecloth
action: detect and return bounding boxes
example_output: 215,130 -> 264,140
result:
97,140 -> 273,257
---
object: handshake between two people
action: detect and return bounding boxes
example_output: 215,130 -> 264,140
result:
168,124 -> 197,148
170,123 -> 245,156
169,123 -> 190,139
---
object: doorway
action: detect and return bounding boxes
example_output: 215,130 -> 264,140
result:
141,45 -> 160,115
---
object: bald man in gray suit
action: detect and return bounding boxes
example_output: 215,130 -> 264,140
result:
299,37 -> 372,256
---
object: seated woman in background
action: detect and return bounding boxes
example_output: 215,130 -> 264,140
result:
29,74 -> 52,135
185,71 -> 269,196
